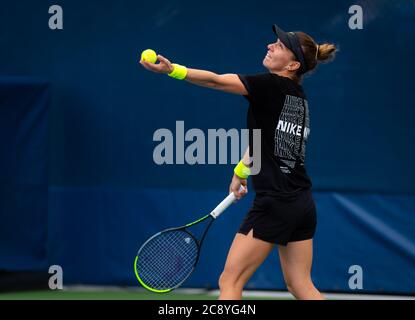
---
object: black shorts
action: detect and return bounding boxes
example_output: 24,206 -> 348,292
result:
238,188 -> 317,246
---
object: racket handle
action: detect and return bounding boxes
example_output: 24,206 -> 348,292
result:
210,186 -> 245,219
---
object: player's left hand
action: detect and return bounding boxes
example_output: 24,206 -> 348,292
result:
140,54 -> 174,74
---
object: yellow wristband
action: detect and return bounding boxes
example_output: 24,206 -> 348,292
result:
168,63 -> 188,80
234,160 -> 251,179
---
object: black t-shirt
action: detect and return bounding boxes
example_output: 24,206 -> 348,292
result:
238,73 -> 312,199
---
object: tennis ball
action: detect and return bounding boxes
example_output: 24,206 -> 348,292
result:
141,49 -> 157,63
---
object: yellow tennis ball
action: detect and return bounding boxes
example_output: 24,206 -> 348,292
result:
141,49 -> 157,63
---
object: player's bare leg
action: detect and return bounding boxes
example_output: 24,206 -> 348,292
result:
278,239 -> 324,300
218,229 -> 274,300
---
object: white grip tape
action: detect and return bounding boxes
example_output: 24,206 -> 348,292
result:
210,186 -> 245,219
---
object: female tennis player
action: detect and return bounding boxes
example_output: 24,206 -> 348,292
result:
140,25 -> 336,300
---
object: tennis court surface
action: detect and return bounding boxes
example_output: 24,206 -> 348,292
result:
1,287 -> 414,300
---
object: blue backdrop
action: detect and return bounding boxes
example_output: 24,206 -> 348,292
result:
0,78 -> 49,270
0,0 -> 414,294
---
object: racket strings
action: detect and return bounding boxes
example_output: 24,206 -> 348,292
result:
136,230 -> 198,290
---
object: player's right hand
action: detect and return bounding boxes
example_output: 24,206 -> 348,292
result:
229,174 -> 248,200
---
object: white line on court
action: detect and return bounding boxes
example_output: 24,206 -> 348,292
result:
63,286 -> 415,300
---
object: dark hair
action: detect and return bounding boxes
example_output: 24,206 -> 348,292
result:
295,32 -> 337,77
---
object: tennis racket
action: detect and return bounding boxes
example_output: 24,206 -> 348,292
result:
134,187 -> 244,293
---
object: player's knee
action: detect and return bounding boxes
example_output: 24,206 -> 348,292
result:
219,269 -> 241,290
285,277 -> 314,297
219,271 -> 232,289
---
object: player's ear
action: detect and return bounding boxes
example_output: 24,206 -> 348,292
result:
286,61 -> 301,72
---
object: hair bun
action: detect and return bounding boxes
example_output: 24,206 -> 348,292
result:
317,43 -> 337,61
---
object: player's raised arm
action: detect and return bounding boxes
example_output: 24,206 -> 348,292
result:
139,50 -> 247,95
187,71 -> 248,95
